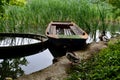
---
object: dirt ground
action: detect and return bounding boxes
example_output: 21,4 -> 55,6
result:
16,37 -> 119,80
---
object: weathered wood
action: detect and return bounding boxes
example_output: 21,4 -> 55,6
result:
46,21 -> 88,40
52,26 -> 56,35
70,26 -> 83,35
64,29 -> 72,35
68,29 -> 72,35
48,25 -> 56,35
64,29 -> 67,35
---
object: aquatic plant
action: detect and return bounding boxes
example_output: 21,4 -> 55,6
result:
0,58 -> 28,80
0,0 -> 116,36
66,41 -> 120,80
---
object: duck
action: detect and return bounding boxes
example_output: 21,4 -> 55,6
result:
99,33 -> 109,42
66,52 -> 80,64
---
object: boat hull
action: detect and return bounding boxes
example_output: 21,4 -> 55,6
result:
46,21 -> 88,57
0,33 -> 48,59
48,37 -> 87,51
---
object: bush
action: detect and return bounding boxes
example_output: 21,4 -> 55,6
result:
66,41 -> 120,80
0,0 -> 26,18
9,0 -> 26,6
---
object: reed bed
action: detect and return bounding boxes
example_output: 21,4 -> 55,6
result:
0,0 -> 119,39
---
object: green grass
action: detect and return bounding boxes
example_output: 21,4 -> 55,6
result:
66,41 -> 120,80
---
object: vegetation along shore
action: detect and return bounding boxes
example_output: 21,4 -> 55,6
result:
0,0 -> 120,80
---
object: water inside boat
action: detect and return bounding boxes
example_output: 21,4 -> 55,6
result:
0,37 -> 41,47
50,23 -> 85,36
56,26 -> 75,35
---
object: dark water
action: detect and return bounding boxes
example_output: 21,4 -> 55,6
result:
0,31 -> 115,76
0,36 -> 54,75
0,35 -> 66,75
0,49 -> 54,75
0,37 -> 41,47
21,49 -> 54,74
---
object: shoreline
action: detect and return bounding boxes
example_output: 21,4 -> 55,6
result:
16,36 -> 120,80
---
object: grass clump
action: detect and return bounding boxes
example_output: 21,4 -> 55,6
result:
66,41 -> 120,80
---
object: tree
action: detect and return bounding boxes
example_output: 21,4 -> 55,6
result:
0,58 -> 28,80
0,0 -> 26,18
0,0 -> 5,17
0,0 -> 28,79
108,0 -> 120,8
101,0 -> 120,18
9,0 -> 26,6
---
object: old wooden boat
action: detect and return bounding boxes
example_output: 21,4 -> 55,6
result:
0,33 -> 48,59
45,21 -> 88,51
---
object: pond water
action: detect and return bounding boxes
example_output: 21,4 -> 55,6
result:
21,49 -> 54,74
0,35 -> 54,76
22,30 -> 112,75
0,48 -> 54,75
0,31 -> 119,77
0,37 -> 41,47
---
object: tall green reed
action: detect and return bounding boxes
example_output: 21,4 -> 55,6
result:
0,0 -> 117,40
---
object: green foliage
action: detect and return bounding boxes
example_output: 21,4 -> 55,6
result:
0,0 -> 114,35
109,0 -> 120,8
66,41 -> 120,80
0,0 -> 6,17
0,5 -> 5,17
0,0 -> 26,18
100,0 -> 120,8
9,0 -> 26,6
0,58 -> 28,80
101,0 -> 120,18
0,0 -> 119,37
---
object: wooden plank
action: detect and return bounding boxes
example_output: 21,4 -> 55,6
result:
64,29 -> 67,35
48,25 -> 56,35
48,25 -> 53,34
70,26 -> 83,35
66,29 -> 69,35
52,26 -> 56,35
68,29 -> 72,35
51,21 -> 73,26
64,29 -> 72,35
64,29 -> 70,35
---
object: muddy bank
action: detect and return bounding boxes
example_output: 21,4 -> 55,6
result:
16,37 -> 120,80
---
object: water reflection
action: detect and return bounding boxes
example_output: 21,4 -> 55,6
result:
0,31 -> 119,79
22,49 -> 54,74
0,49 -> 54,79
0,36 -> 47,59
0,57 -> 28,79
0,37 -> 41,47
0,34 -> 50,79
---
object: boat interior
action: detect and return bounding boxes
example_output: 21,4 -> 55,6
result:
49,23 -> 85,36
